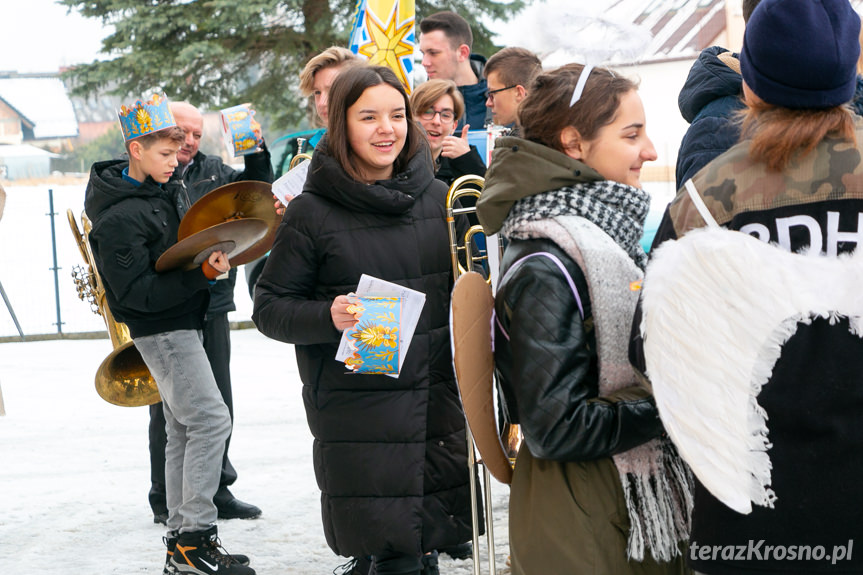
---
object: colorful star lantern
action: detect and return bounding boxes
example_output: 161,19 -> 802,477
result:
349,0 -> 415,93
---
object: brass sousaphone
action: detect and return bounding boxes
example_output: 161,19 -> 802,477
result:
68,209 -> 161,407
67,181 -> 278,406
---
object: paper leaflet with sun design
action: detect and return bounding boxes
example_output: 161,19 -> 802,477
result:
342,294 -> 402,374
220,104 -> 263,157
348,0 -> 415,93
117,93 -> 176,142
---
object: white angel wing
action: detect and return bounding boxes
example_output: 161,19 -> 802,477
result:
510,0 -> 652,66
641,226 -> 863,514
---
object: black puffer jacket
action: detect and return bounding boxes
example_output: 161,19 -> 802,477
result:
181,147 -> 273,314
252,137 -> 473,558
84,159 -> 211,338
675,46 -> 746,190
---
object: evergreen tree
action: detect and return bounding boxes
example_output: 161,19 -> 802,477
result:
59,0 -> 524,132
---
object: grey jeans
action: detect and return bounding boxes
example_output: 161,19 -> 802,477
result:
135,329 -> 232,533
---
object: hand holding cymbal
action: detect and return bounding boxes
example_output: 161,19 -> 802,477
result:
202,250 -> 231,280
156,218 -> 269,273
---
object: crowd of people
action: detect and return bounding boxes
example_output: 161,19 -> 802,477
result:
83,1 -> 863,574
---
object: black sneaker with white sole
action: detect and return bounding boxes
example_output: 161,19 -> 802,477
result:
170,526 -> 254,575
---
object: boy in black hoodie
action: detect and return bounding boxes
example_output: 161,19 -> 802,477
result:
84,93 -> 254,575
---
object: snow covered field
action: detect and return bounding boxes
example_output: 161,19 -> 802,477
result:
0,325 -> 514,575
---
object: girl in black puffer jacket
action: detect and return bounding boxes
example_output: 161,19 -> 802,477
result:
252,65 -> 473,575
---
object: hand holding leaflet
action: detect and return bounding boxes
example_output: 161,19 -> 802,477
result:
335,275 -> 426,378
272,160 -> 310,207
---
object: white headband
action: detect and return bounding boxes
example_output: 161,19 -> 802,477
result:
569,63 -> 595,107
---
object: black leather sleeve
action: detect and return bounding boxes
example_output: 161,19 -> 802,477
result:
630,206 -> 679,384
497,242 -> 664,461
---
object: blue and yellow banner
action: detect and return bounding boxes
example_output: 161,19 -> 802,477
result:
348,0 -> 415,93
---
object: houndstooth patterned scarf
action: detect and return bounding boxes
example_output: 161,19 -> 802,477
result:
501,180 -> 650,270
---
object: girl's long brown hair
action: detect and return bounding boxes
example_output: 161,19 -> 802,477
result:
740,100 -> 857,172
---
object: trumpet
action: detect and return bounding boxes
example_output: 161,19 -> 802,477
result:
289,136 -> 312,170
447,175 -> 521,575
67,209 -> 161,407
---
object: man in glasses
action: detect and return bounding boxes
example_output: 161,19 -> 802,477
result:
483,47 -> 542,134
419,11 -> 491,131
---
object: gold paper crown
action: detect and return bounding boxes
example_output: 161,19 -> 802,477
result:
118,93 -> 176,141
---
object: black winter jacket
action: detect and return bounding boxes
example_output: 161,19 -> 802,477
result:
675,46 -> 745,190
84,159 -> 211,338
252,138 -> 473,558
180,146 -> 273,314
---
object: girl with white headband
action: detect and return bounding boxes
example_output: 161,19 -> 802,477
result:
476,63 -> 691,574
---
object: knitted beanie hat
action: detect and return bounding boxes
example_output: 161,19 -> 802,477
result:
740,0 -> 861,109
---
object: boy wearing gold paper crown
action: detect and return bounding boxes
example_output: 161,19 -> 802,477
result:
84,93 -> 254,575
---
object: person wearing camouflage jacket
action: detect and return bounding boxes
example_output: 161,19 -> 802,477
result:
631,1 -> 863,573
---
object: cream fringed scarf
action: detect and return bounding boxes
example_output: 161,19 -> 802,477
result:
503,183 -> 693,562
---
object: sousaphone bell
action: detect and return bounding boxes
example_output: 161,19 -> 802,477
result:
68,209 -> 161,407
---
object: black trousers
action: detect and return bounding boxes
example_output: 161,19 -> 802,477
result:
148,313 -> 238,513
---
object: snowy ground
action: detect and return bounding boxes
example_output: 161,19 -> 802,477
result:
0,328 -> 513,575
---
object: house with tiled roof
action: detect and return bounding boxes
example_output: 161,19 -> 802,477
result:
0,73 -> 76,179
510,0 -> 861,187
0,74 -> 78,145
0,94 -> 36,145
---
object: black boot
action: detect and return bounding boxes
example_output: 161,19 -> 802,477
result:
170,526 -> 254,575
214,488 -> 262,520
439,541 -> 472,560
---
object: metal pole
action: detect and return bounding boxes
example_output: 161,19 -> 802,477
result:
0,279 -> 24,339
47,188 -> 63,334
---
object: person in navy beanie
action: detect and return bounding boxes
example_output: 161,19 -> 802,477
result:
629,1 -> 863,574
740,0 -> 859,109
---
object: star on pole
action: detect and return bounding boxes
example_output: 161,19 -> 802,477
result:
358,8 -> 414,91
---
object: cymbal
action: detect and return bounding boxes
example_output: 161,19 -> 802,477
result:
156,218 -> 269,273
178,180 -> 279,266
450,270 -> 514,484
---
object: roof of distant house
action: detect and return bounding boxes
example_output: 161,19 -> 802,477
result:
0,94 -> 35,130
0,74 -> 78,139
617,0 -> 727,61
